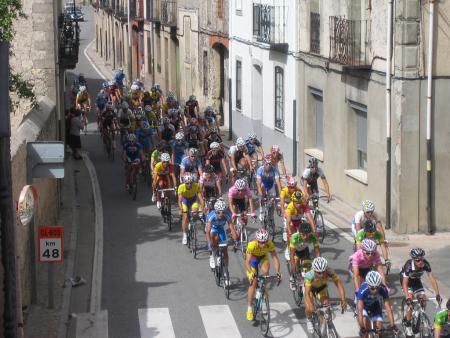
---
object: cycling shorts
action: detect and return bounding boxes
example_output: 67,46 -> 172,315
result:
362,306 -> 383,322
210,227 -> 227,244
308,285 -> 329,302
399,276 -> 426,295
246,255 -> 269,283
181,196 -> 199,213
156,176 -> 170,189
232,198 -> 247,213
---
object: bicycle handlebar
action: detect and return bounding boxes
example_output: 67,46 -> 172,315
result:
158,188 -> 176,192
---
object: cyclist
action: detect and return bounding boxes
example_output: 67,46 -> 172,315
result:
143,105 -> 158,132
153,153 -> 177,209
159,117 -> 176,143
150,142 -> 167,174
100,103 -> 118,148
269,145 -> 286,176
279,176 -> 302,241
227,179 -> 256,219
180,148 -> 203,181
205,142 -> 228,180
122,133 -> 145,191
171,132 -> 189,181
245,228 -> 281,321
352,200 -> 385,237
434,299 -> 450,337
107,80 -> 121,103
351,238 -> 387,291
75,85 -> 91,112
199,164 -> 222,204
184,95 -> 199,120
129,84 -> 143,109
185,117 -> 204,152
78,73 -> 87,88
167,106 -> 183,131
203,106 -> 219,130
206,200 -> 238,284
229,137 -> 252,180
356,271 -> 397,338
355,220 -> 390,264
150,84 -> 163,105
284,191 -> 316,261
113,67 -> 127,92
95,89 -> 108,118
245,133 -> 264,161
177,173 -> 205,245
204,128 -> 223,150
401,248 -> 441,336
135,121 -> 156,157
288,222 -> 320,290
302,157 -> 331,203
304,257 -> 347,334
256,154 -> 282,221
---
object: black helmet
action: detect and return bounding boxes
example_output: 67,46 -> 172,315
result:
203,164 -> 215,174
299,222 -> 312,234
446,299 -> 450,310
363,220 -> 376,233
309,157 -> 318,168
410,248 -> 425,259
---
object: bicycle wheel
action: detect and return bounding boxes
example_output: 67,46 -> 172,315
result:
418,312 -> 433,338
191,223 -> 197,258
315,211 -> 326,244
292,281 -> 303,307
214,253 -> 221,286
187,222 -> 192,249
240,226 -> 248,259
167,202 -> 172,231
268,218 -> 275,241
259,291 -> 270,336
326,321 -> 338,338
221,260 -> 230,299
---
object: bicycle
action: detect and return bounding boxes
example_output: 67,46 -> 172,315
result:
310,193 -> 326,243
81,106 -> 90,134
213,242 -> 231,299
102,126 -> 115,162
252,275 -> 281,336
401,297 -> 437,337
158,188 -> 175,231
233,212 -> 253,259
287,258 -> 312,307
259,196 -> 276,241
126,160 -> 139,200
360,323 -> 400,338
187,209 -> 203,259
311,302 -> 343,338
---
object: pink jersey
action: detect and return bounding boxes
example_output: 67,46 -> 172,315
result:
351,248 -> 381,269
228,185 -> 252,199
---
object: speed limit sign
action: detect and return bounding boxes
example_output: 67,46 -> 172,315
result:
38,226 -> 64,262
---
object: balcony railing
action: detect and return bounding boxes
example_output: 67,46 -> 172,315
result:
310,12 -> 320,54
253,3 -> 288,52
329,16 -> 370,68
149,0 -> 160,22
113,5 -> 128,21
161,0 -> 176,26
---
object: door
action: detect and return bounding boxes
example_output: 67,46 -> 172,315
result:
252,64 -> 263,121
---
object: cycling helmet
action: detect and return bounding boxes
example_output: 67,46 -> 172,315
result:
162,117 -> 170,124
205,106 -> 214,113
287,176 -> 297,188
105,101 -> 114,109
235,179 -> 247,190
156,142 -> 166,151
175,132 -> 184,140
309,157 -> 319,168
189,148 -> 199,156
102,81 -> 108,89
121,101 -> 129,110
135,112 -> 144,120
130,84 -> 139,91
214,199 -> 227,212
127,133 -> 137,142
255,228 -> 269,242
78,73 -> 85,80
108,80 -> 115,87
79,85 -> 86,92
312,257 -> 328,273
248,132 -> 257,140
299,222 -> 312,234
361,200 -> 375,213
236,137 -> 245,147
184,174 -> 195,184
204,164 -> 214,174
270,145 -> 280,153
363,219 -> 376,233
210,142 -> 220,150
365,271 -> 382,288
144,105 -> 152,112
410,248 -> 425,259
161,153 -> 170,162
117,67 -> 123,72
189,95 -> 196,101
263,154 -> 272,165
291,191 -> 303,203
141,121 -> 150,130
361,238 -> 377,253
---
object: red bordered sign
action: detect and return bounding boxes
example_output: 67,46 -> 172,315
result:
38,226 -> 64,262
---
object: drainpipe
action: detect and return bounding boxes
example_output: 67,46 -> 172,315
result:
426,0 -> 436,234
385,0 -> 393,230
127,0 -> 132,80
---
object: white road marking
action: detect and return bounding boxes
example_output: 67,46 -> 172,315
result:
269,302 -> 307,337
333,310 -> 360,338
323,217 -> 355,243
83,39 -> 107,80
199,305 -> 242,338
76,310 -> 109,338
138,308 -> 176,338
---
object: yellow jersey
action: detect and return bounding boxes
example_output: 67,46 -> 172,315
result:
280,187 -> 301,202
304,268 -> 340,289
177,183 -> 200,199
246,239 -> 276,257
285,201 -> 309,220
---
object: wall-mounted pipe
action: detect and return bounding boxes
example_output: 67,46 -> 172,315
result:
385,0 -> 393,230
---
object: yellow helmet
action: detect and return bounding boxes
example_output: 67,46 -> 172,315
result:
291,191 -> 303,203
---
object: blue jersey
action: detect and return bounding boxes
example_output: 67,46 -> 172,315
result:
256,165 -> 279,190
207,210 -> 231,229
171,140 -> 189,165
356,282 -> 389,311
180,156 -> 202,173
124,142 -> 142,160
95,94 -> 108,109
245,139 -> 261,155
135,128 -> 154,149
114,72 -> 126,87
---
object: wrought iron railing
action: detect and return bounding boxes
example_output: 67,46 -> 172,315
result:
310,12 -> 320,54
252,3 -> 287,45
161,0 -> 176,26
150,0 -> 160,21
329,16 -> 370,67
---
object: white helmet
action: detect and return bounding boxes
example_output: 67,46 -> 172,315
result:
79,85 -> 86,92
361,200 -> 375,213
175,132 -> 184,140
127,133 -> 137,142
210,142 -> 220,149
161,153 -> 170,162
365,271 -> 382,288
236,137 -> 245,146
312,257 -> 328,273
183,173 -> 195,184
189,148 -> 199,156
130,84 -> 139,91
248,132 -> 257,140
214,200 -> 227,211
361,238 -> 377,253
255,228 -> 269,242
234,179 -> 247,190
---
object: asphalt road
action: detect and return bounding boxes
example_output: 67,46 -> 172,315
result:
67,6 -> 440,338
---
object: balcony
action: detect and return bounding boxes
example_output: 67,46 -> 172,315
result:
252,3 -> 288,53
329,16 -> 370,69
161,0 -> 176,27
113,4 -> 128,21
149,0 -> 161,22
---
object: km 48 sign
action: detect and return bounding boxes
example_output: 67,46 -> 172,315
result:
38,226 -> 64,262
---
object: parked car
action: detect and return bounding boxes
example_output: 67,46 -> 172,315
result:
64,7 -> 84,21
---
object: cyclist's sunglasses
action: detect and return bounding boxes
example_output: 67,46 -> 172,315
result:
363,251 -> 373,256
258,240 -> 267,245
216,211 -> 225,215
414,258 -> 424,262
369,286 -> 379,291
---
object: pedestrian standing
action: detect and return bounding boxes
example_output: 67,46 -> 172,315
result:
69,108 -> 83,160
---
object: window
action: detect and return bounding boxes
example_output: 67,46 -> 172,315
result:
236,60 -> 242,110
353,104 -> 368,170
217,0 -> 224,18
274,66 -> 284,130
156,32 -> 161,73
310,12 -> 320,54
236,0 -> 242,14
203,51 -> 208,96
311,89 -> 323,150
